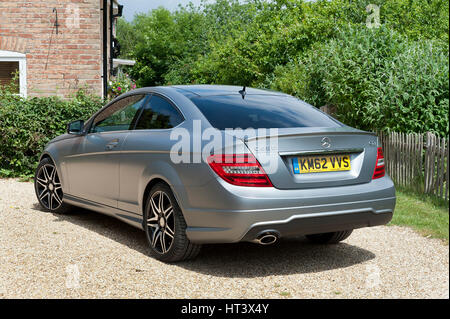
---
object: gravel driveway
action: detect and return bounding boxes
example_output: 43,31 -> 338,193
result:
0,178 -> 448,298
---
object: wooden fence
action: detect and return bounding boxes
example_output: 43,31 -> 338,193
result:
378,131 -> 449,201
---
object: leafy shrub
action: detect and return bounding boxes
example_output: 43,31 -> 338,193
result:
129,5 -> 213,87
378,0 -> 449,43
270,26 -> 449,136
116,17 -> 137,59
185,0 -> 362,86
126,0 -> 260,86
122,0 -> 449,88
0,89 -> 103,177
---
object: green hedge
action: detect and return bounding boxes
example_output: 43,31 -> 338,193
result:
0,90 -> 103,177
126,0 -> 449,88
269,26 -> 449,136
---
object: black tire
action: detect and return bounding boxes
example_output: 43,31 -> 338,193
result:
34,157 -> 72,214
144,183 -> 201,262
305,230 -> 353,244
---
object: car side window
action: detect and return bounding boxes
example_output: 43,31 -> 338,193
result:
134,95 -> 184,130
90,95 -> 146,133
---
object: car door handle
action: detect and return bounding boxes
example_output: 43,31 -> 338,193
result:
105,139 -> 119,151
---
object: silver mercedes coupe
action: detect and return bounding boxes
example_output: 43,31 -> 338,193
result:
34,85 -> 396,262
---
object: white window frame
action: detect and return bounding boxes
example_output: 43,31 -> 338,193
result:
0,50 -> 27,97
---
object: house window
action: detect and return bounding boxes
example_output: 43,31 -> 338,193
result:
0,61 -> 19,92
0,50 -> 27,97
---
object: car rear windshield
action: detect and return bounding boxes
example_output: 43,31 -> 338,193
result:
187,94 -> 341,130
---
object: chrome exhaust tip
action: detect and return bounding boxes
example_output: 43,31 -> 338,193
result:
251,231 -> 279,245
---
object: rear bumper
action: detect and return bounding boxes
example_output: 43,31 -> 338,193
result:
240,210 -> 392,242
179,176 -> 396,244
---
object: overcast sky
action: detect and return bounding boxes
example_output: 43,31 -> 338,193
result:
119,0 -> 213,21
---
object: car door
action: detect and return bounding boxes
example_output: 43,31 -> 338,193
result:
65,94 -> 147,207
118,94 -> 185,214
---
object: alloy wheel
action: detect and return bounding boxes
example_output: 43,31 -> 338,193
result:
146,191 -> 175,254
36,164 -> 63,210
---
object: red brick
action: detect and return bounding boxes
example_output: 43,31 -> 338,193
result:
0,0 -> 110,98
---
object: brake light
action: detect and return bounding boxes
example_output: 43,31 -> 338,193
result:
372,147 -> 385,179
207,154 -> 273,187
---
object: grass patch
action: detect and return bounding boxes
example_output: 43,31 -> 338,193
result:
390,190 -> 449,242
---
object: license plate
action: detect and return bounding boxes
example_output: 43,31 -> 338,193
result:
292,155 -> 351,174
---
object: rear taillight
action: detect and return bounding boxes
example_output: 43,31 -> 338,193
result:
207,154 -> 273,187
372,147 -> 385,179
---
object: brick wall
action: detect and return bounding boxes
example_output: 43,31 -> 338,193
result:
0,0 -> 103,98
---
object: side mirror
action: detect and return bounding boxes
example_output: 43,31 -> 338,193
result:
67,120 -> 84,135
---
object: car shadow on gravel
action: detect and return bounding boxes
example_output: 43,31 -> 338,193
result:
32,203 -> 376,278
183,239 -> 376,278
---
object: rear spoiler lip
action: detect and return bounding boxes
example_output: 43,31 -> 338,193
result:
243,130 -> 377,142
